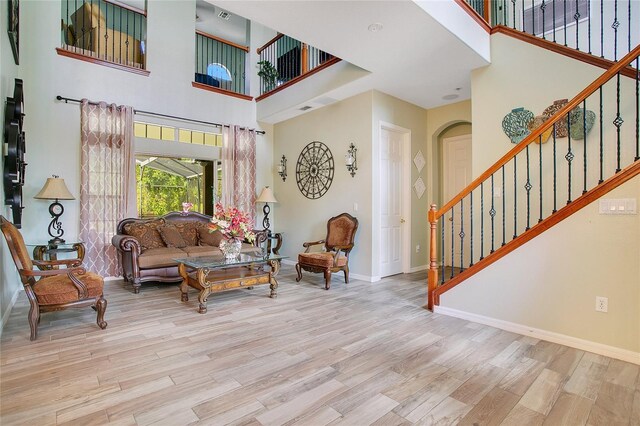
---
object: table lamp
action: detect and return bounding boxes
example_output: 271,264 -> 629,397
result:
34,175 -> 75,245
255,186 -> 278,234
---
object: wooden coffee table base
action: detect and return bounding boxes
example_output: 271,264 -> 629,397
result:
178,262 -> 279,314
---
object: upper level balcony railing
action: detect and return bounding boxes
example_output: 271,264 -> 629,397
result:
194,31 -> 251,100
464,0 -> 638,62
59,0 -> 147,72
256,34 -> 338,99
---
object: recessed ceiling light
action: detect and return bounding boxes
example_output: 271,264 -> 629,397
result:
442,94 -> 459,100
299,106 -> 313,111
368,23 -> 383,32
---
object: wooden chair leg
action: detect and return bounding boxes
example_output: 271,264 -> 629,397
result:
324,270 -> 331,290
295,263 -> 302,282
343,265 -> 350,284
95,296 -> 108,329
28,304 -> 40,341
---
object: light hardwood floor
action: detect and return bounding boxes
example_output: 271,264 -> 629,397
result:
1,266 -> 638,425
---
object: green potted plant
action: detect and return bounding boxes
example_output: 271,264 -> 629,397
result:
257,60 -> 279,92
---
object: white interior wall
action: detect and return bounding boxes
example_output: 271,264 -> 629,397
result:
441,32 -> 640,354
0,0 -> 22,332
273,92 -> 374,279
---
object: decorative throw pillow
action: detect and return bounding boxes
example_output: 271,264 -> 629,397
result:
123,219 -> 166,250
166,221 -> 199,246
198,227 -> 223,247
157,224 -> 188,248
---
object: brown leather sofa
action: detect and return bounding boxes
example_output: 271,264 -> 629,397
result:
112,212 -> 264,293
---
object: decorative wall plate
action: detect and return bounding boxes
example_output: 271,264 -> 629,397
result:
296,141 -> 334,199
502,107 -> 534,144
542,99 -> 569,138
568,107 -> 596,140
3,78 -> 25,228
528,115 -> 553,144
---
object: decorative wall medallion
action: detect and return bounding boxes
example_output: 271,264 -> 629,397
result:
296,141 -> 334,199
413,150 -> 425,173
3,78 -> 26,227
413,177 -> 426,199
542,99 -> 569,138
528,115 -> 553,144
502,107 -> 534,144
568,107 -> 596,140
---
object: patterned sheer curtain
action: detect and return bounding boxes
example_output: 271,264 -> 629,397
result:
79,100 -> 134,276
222,125 -> 256,222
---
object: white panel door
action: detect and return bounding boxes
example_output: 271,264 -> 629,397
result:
443,135 -> 472,269
380,128 -> 404,277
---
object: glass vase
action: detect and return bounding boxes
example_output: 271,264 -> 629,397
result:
219,237 -> 242,260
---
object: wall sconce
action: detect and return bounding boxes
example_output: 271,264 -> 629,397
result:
277,155 -> 287,181
345,143 -> 357,177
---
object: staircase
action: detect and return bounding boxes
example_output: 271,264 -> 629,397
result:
427,6 -> 640,309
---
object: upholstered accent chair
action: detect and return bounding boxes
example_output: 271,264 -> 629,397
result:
0,216 -> 107,340
295,213 -> 359,290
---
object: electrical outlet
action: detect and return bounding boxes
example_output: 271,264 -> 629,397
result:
416,244 -> 420,253
596,296 -> 608,312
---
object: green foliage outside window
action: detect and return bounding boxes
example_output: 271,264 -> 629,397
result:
136,163 -> 205,218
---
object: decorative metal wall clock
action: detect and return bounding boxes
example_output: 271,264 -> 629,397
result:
3,78 -> 26,228
296,141 -> 334,199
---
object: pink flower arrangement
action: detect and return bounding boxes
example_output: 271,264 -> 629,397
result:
209,203 -> 255,243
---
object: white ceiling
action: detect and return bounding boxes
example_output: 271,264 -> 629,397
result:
195,0 -> 248,46
210,0 -> 491,114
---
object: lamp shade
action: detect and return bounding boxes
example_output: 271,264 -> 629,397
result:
34,177 -> 75,200
255,186 -> 278,204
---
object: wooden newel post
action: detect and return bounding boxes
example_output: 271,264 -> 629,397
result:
301,43 -> 309,75
427,204 -> 438,311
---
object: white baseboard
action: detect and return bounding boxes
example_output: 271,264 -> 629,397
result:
409,264 -> 428,273
0,286 -> 22,337
434,305 -> 640,365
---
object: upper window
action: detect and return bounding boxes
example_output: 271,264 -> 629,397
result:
523,0 -> 589,36
60,0 -> 147,70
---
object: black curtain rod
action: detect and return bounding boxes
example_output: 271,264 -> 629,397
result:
55,95 -> 266,135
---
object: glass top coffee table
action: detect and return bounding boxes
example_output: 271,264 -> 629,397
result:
174,253 -> 287,314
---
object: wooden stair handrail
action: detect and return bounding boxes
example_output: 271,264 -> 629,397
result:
257,33 -> 285,54
435,43 -> 640,220
196,30 -> 249,53
431,160 -> 640,307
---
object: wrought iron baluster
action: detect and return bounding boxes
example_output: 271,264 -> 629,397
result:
566,113 -> 574,204
119,6 -> 122,64
532,0 -> 536,35
480,182 -> 485,260
539,133 -> 543,222
490,175 -> 496,253
588,0 -> 591,54
541,0 -> 546,39
613,0 -> 619,61
553,0 -> 557,43
450,207 -> 455,279
522,0 -> 526,32
629,0 -> 632,54
583,99 -> 588,195
575,0 -> 580,51
470,191 -> 474,266
513,155 -> 518,239
525,145 -> 531,230
600,0 -> 604,58
614,72 -> 623,172
553,123 -> 558,212
563,0 -> 567,46
599,87 -> 604,183
635,57 -> 640,161
460,200 -> 465,270
502,166 -> 506,246
512,0 -> 517,30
